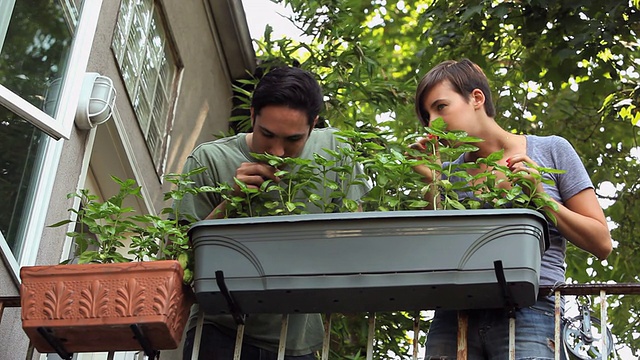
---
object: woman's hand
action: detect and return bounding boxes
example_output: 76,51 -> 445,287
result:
508,155 -> 612,259
407,135 -> 442,209
408,134 -> 441,183
506,154 -> 544,196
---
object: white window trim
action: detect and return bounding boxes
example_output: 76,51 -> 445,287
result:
0,0 -> 106,281
0,0 -> 104,140
19,137 -> 65,268
0,0 -> 17,55
0,231 -> 20,285
59,127 -> 97,263
0,86 -> 61,138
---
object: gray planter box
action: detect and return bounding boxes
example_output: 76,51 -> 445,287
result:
190,209 -> 549,315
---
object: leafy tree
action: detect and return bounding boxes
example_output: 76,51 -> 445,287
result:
238,0 -> 640,357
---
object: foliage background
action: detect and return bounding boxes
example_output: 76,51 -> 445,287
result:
238,0 -> 640,358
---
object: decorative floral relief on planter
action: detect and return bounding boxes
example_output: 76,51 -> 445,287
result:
20,260 -> 193,354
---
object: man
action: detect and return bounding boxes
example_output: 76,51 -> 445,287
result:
179,66 -> 371,359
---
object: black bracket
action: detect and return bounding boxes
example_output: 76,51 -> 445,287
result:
36,327 -> 73,360
493,260 -> 517,319
36,325 -> 159,359
130,324 -> 159,359
215,270 -> 246,325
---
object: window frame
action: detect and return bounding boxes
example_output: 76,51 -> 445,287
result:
111,0 -> 181,176
0,0 -> 105,282
0,0 -> 102,141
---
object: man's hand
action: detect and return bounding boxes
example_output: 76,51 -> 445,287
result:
206,162 -> 281,220
232,162 -> 281,196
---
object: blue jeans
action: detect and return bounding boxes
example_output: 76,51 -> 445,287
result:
425,298 -> 563,360
182,324 -> 317,360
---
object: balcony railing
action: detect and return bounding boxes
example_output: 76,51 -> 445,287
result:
3,283 -> 639,359
187,283 -> 640,360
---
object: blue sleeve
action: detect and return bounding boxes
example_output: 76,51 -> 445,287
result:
542,136 -> 593,202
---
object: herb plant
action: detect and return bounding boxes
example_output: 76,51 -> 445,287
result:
50,167 -> 212,284
207,120 -> 562,224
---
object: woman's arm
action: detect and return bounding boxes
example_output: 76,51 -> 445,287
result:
545,188 -> 612,260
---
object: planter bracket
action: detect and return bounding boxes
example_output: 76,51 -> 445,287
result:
215,270 -> 246,324
494,260 -> 517,318
130,324 -> 160,359
36,327 -> 73,360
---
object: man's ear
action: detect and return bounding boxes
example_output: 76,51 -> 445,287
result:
250,107 -> 256,126
471,89 -> 485,110
309,116 -> 319,134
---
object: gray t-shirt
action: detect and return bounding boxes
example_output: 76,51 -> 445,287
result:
444,135 -> 594,286
178,127 -> 371,355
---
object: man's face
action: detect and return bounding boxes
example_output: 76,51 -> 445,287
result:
249,105 -> 316,158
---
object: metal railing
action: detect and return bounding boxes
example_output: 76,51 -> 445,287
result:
190,283 -> 640,360
4,284 -> 638,359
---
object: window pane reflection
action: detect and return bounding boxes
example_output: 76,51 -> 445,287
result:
0,0 -> 74,117
0,104 -> 49,256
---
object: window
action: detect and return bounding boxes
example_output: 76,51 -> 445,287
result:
0,0 -> 75,267
0,0 -> 102,270
112,0 -> 179,175
0,106 -> 51,259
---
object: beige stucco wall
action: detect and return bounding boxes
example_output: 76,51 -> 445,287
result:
87,0 -> 236,212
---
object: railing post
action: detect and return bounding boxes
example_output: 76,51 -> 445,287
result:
321,313 -> 332,360
554,290 -> 561,360
234,324 -> 245,360
508,316 -> 516,360
600,290 -> 608,360
366,312 -> 376,360
191,311 -> 205,360
413,312 -> 420,360
277,314 -> 289,360
457,310 -> 468,360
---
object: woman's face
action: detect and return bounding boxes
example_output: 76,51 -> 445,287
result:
420,80 -> 477,132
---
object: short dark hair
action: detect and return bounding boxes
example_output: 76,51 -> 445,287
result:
251,66 -> 324,127
415,58 -> 496,126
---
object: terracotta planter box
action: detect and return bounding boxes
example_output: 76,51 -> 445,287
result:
20,260 -> 193,354
190,209 -> 549,314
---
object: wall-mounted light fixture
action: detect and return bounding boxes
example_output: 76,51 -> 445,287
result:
43,72 -> 117,130
75,72 -> 117,130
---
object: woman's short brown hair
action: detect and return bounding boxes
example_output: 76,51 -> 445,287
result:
415,59 -> 496,126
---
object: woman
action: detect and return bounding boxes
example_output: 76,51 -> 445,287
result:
411,58 -> 612,359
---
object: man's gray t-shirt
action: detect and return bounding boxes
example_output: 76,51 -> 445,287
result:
444,135 -> 594,286
178,128 -> 371,355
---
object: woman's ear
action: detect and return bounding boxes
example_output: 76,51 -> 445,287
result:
471,89 -> 485,110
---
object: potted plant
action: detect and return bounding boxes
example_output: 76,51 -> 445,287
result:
187,121 -> 560,317
19,169 -> 210,357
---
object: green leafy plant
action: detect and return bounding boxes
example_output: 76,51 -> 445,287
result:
207,122 -> 562,223
50,167 -> 213,284
214,149 -> 367,218
411,118 -> 563,222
